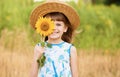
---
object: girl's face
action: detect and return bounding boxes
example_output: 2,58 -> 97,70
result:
48,20 -> 68,40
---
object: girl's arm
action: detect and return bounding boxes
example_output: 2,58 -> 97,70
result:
30,58 -> 39,77
30,45 -> 45,77
70,46 -> 79,77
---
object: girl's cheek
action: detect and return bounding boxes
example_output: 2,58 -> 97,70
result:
54,25 -> 57,29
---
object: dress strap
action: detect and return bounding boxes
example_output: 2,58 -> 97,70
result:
68,44 -> 73,57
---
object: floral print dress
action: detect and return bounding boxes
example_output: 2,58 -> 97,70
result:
38,42 -> 72,77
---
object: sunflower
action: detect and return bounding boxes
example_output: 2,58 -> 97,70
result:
35,17 -> 54,36
35,17 -> 54,67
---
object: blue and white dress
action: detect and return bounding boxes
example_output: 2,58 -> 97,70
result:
38,41 -> 72,77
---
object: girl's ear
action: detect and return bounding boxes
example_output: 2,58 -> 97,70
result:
64,26 -> 68,32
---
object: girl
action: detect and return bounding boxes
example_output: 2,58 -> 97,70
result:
30,1 -> 80,77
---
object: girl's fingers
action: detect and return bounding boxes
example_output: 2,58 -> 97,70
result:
34,46 -> 45,60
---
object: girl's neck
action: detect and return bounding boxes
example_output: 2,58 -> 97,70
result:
47,39 -> 64,44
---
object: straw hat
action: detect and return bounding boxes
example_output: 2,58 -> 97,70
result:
30,0 -> 80,30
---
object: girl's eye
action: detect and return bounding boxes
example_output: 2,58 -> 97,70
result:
56,23 -> 61,26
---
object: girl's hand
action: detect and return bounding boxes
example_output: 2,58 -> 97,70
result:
30,45 -> 45,77
33,45 -> 45,61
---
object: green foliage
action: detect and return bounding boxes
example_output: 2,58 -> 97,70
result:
0,0 -> 34,31
0,0 -> 120,50
69,1 -> 120,50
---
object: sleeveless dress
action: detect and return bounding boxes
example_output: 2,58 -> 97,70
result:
37,41 -> 72,77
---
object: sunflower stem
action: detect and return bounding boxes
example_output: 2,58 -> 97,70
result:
40,35 -> 46,47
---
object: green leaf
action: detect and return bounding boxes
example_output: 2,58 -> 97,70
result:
41,42 -> 45,47
37,55 -> 46,68
47,43 -> 52,48
40,55 -> 46,67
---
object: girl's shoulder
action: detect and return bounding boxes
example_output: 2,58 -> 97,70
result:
63,42 -> 77,55
66,42 -> 77,51
64,42 -> 76,48
63,41 -> 72,45
70,45 -> 77,52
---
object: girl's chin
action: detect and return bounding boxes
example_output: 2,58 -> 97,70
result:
48,36 -> 59,39
48,35 -> 60,39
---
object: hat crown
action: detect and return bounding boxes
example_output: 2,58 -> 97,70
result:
30,0 -> 80,29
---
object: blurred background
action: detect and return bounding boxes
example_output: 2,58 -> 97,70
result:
0,0 -> 120,77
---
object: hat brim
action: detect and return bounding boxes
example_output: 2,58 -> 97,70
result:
30,1 -> 80,30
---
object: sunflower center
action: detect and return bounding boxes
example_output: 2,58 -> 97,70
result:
40,23 -> 49,31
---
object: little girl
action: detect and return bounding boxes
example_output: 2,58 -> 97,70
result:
30,1 -> 80,77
